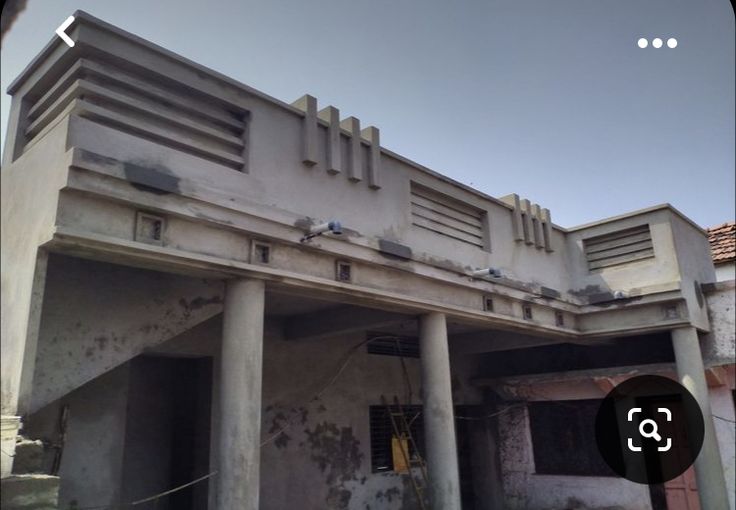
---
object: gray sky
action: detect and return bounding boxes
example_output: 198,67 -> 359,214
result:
1,0 -> 734,228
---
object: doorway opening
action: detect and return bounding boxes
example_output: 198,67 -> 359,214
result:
121,356 -> 213,510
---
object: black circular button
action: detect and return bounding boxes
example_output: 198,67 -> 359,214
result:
595,375 -> 704,484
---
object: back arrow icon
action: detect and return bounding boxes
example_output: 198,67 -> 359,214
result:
56,16 -> 75,47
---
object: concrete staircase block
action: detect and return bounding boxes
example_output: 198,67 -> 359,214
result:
12,437 -> 45,474
0,474 -> 59,510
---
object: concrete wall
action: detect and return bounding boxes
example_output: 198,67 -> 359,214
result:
23,364 -> 131,509
259,327 -> 483,510
0,116 -> 69,417
31,254 -> 224,413
495,369 -> 736,510
497,405 -> 652,510
565,210 -> 681,303
703,280 -> 736,367
715,262 -> 736,283
669,212 -> 717,330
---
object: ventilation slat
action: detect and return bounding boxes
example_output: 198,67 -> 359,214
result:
586,240 -> 653,262
410,193 -> 483,227
410,183 -> 486,248
74,100 -> 245,169
80,60 -> 245,131
20,57 -> 249,170
584,224 -> 654,270
412,206 -> 485,237
588,249 -> 654,270
584,231 -> 652,254
412,216 -> 484,247
584,225 -> 650,246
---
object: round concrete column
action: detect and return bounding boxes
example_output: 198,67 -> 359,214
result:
218,278 -> 265,510
419,312 -> 461,510
671,327 -> 729,510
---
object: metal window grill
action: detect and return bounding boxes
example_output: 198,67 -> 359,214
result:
366,334 -> 420,358
369,405 -> 425,473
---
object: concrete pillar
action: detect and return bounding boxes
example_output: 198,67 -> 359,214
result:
218,278 -> 265,510
419,312 -> 461,510
671,327 -> 729,510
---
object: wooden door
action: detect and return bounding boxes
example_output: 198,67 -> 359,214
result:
657,401 -> 700,510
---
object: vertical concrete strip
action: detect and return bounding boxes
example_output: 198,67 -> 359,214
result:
361,126 -> 381,189
419,312 -> 461,510
671,327 -> 730,510
292,95 -> 318,166
501,194 -> 524,242
541,208 -> 553,252
16,250 -> 49,416
520,199 -> 534,245
218,278 -> 265,510
340,116 -> 363,182
318,106 -> 341,175
531,204 -> 544,249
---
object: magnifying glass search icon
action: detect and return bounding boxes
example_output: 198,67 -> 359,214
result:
639,419 -> 662,441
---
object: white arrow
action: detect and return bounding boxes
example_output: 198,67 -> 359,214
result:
56,15 -> 75,47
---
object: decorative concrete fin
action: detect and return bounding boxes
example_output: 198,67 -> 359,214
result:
500,194 -> 554,252
531,203 -> 544,249
361,126 -> 381,189
541,208 -> 553,252
291,94 -> 318,166
501,193 -> 524,242
318,106 -> 341,175
340,116 -> 362,182
520,199 -> 534,245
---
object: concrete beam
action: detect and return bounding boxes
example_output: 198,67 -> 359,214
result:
450,330 -> 564,354
284,305 -> 413,341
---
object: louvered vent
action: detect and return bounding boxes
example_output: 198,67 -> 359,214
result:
20,58 -> 249,170
583,224 -> 654,270
410,183 -> 487,249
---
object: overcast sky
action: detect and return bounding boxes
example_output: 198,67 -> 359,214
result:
1,0 -> 734,228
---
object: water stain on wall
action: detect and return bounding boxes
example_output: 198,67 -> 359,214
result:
304,421 -> 364,510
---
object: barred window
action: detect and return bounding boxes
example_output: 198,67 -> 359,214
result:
369,405 -> 425,473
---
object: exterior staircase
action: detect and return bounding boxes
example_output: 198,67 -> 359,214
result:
1,436 -> 59,510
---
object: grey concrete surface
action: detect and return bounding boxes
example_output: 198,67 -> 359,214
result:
218,279 -> 265,510
672,327 -> 730,510
420,313 -> 462,510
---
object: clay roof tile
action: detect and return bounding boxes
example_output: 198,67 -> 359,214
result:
707,222 -> 736,264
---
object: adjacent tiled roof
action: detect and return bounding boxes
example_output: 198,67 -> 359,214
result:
707,222 -> 736,264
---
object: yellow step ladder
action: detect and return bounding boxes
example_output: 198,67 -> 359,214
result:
381,394 -> 429,510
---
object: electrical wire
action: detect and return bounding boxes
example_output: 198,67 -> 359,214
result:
713,414 -> 736,424
73,471 -> 216,510
259,335 -> 392,446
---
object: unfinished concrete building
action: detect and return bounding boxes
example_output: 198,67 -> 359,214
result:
1,11 -> 734,510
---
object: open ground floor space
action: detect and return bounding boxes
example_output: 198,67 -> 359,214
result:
3,254 -> 735,510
